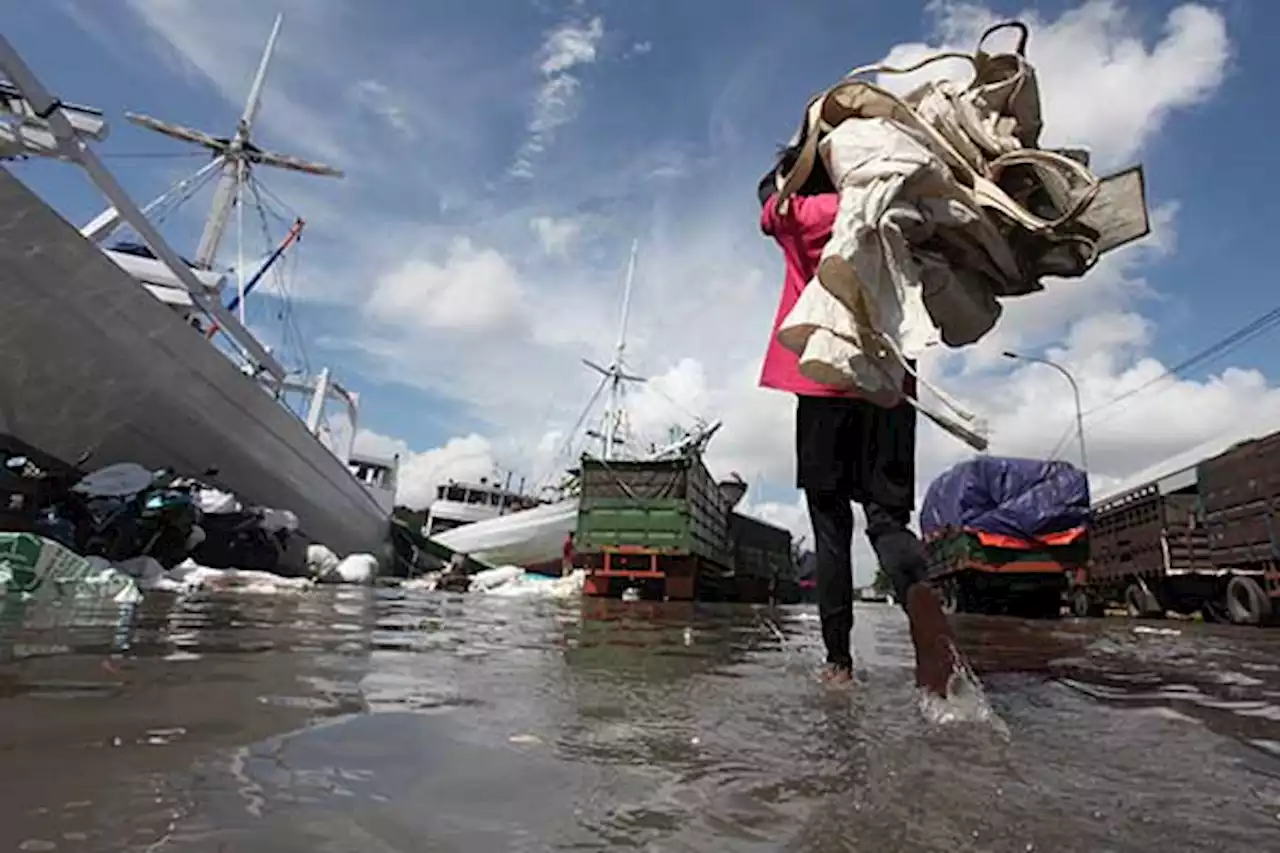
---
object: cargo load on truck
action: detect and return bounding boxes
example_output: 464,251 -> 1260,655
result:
575,454 -> 736,600
722,512 -> 799,604
1082,427 -> 1280,625
1197,433 -> 1280,623
920,456 -> 1090,617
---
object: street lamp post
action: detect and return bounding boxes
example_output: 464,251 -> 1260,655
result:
1002,351 -> 1089,473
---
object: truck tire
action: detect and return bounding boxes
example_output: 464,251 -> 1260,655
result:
1226,575 -> 1272,626
1124,583 -> 1161,619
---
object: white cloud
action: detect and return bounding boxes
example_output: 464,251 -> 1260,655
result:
529,215 -> 582,255
875,0 -> 1231,171
511,16 -> 606,178
101,1 -> 1258,587
355,430 -> 499,509
365,238 -> 525,332
350,79 -> 414,138
363,1 -> 1246,586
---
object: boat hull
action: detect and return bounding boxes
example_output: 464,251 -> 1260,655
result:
0,170 -> 388,557
432,498 -> 578,569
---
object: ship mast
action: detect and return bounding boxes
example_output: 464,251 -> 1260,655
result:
121,12 -> 342,317
583,239 -> 645,460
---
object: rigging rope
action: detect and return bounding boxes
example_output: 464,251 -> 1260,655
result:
245,173 -> 312,374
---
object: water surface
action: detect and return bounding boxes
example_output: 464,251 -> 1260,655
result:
2,588 -> 1278,851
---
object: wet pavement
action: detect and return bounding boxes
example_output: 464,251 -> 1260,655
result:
1,588 -> 1279,852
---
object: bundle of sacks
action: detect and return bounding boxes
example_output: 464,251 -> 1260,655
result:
770,21 -> 1151,450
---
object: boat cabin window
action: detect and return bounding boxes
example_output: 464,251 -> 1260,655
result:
350,462 -> 392,489
425,516 -> 469,536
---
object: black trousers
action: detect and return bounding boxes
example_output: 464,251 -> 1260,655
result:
797,395 -> 928,670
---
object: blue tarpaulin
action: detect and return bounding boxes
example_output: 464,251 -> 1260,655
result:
919,456 -> 1090,543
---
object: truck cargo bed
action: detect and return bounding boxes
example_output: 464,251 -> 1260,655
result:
576,456 -> 734,567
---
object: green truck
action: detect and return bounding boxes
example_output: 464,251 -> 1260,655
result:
573,454 -> 794,601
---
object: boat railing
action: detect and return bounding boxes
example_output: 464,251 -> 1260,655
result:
0,36 -> 374,468
0,38 -> 286,384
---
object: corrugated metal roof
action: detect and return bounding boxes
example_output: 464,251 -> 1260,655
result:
1092,410 -> 1280,505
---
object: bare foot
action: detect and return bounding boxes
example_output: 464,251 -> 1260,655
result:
905,583 -> 959,697
817,664 -> 854,685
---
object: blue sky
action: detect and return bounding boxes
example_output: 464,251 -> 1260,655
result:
5,0 -> 1280,562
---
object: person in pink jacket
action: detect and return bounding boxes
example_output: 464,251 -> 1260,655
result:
758,148 -> 958,696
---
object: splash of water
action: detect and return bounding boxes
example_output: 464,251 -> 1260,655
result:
917,647 -> 1009,737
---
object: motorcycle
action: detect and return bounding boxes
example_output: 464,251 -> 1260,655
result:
4,453 -> 211,569
67,463 -> 208,569
132,470 -> 207,569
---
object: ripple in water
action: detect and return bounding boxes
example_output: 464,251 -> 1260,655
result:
0,591 -> 1278,850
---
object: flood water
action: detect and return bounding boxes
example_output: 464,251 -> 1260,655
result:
1,588 -> 1279,852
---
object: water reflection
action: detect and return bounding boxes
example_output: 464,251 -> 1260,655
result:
0,591 -> 1278,850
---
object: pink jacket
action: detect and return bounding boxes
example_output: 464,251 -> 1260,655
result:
758,193 -> 858,398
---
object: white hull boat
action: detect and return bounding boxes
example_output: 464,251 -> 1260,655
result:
0,19 -> 391,557
432,498 -> 579,572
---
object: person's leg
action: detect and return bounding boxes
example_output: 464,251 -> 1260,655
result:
795,395 -> 858,681
860,378 -> 960,696
863,502 -> 928,607
806,489 -> 855,675
862,500 -> 958,694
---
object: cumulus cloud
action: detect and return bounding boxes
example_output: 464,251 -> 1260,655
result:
875,0 -> 1231,170
112,0 -> 1254,587
374,1 -> 1242,585
365,238 -> 525,332
355,430 -> 499,510
511,15 -> 606,178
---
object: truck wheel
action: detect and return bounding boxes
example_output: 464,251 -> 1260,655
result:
1226,575 -> 1272,626
1124,583 -> 1161,619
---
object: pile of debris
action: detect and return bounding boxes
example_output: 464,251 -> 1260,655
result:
769,20 -> 1151,449
0,444 -> 378,606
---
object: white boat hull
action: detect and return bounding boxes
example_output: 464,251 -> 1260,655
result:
0,170 -> 388,556
433,498 -> 579,569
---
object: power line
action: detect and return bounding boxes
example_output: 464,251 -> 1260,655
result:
1080,301 -> 1280,426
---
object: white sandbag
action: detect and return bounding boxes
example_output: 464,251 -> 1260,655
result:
322,553 -> 378,585
468,565 -> 523,592
484,569 -> 586,599
306,543 -> 340,578
165,561 -> 313,594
